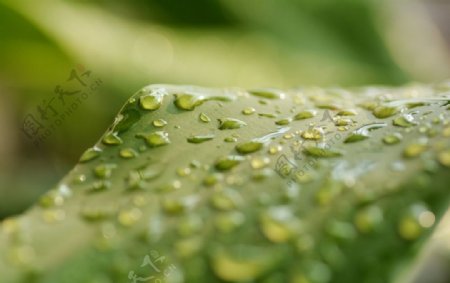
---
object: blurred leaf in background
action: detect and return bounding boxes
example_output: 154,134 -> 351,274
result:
0,0 -> 449,219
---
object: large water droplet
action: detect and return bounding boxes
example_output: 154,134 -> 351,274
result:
235,141 -> 263,154
153,119 -> 168,128
248,88 -> 285,99
102,132 -> 123,145
79,147 -> 102,163
218,118 -> 247,130
199,112 -> 211,122
372,106 -> 399,118
137,131 -> 170,147
174,93 -> 205,111
382,133 -> 403,145
139,89 -> 165,110
120,148 -> 138,159
294,110 -> 317,120
242,107 -> 256,115
393,113 -> 417,128
187,134 -> 215,144
214,155 -> 245,171
303,146 -> 342,158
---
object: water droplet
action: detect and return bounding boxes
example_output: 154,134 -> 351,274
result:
152,119 -> 167,128
118,208 -> 142,227
303,146 -> 342,158
249,88 -> 285,99
187,134 -> 215,144
399,216 -> 422,240
224,136 -> 238,143
372,106 -> 398,118
214,155 -> 245,171
334,117 -> 352,126
139,89 -> 164,110
176,167 -> 191,177
235,141 -> 263,154
42,209 -> 66,223
177,215 -> 202,237
345,122 -> 386,143
269,145 -> 283,155
294,110 -> 316,120
203,173 -> 223,187
344,133 -> 368,143
119,148 -> 138,159
102,132 -> 122,145
214,211 -> 245,233
393,114 -> 417,128
260,207 -> 299,243
275,118 -> 291,125
211,190 -> 242,211
211,246 -> 277,281
258,113 -> 277,118
301,127 -> 323,140
39,191 -> 64,208
94,163 -> 117,179
137,131 -> 170,147
79,147 -> 102,163
438,149 -> 450,167
87,180 -> 111,193
81,207 -> 112,222
403,143 -> 427,158
199,112 -> 211,122
218,118 -> 247,130
250,157 -> 270,169
337,109 -> 357,116
242,107 -> 256,115
382,133 -> 403,145
162,198 -> 188,215
174,93 -> 205,110
354,206 -> 383,234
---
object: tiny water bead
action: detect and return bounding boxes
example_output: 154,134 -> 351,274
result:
102,132 -> 122,145
235,141 -> 264,154
211,190 -> 242,211
137,131 -> 170,147
242,107 -> 256,115
139,89 -> 165,110
199,112 -> 211,123
187,134 -> 215,144
382,133 -> 402,145
119,148 -> 138,159
152,119 -> 167,128
344,133 -> 368,143
214,211 -> 245,233
294,110 -> 317,120
258,113 -> 277,118
250,157 -> 271,169
79,147 -> 102,163
218,118 -> 247,130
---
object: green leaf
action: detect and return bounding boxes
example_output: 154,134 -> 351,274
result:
1,83 -> 450,282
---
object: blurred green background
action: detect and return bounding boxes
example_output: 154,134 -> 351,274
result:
0,0 -> 449,220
